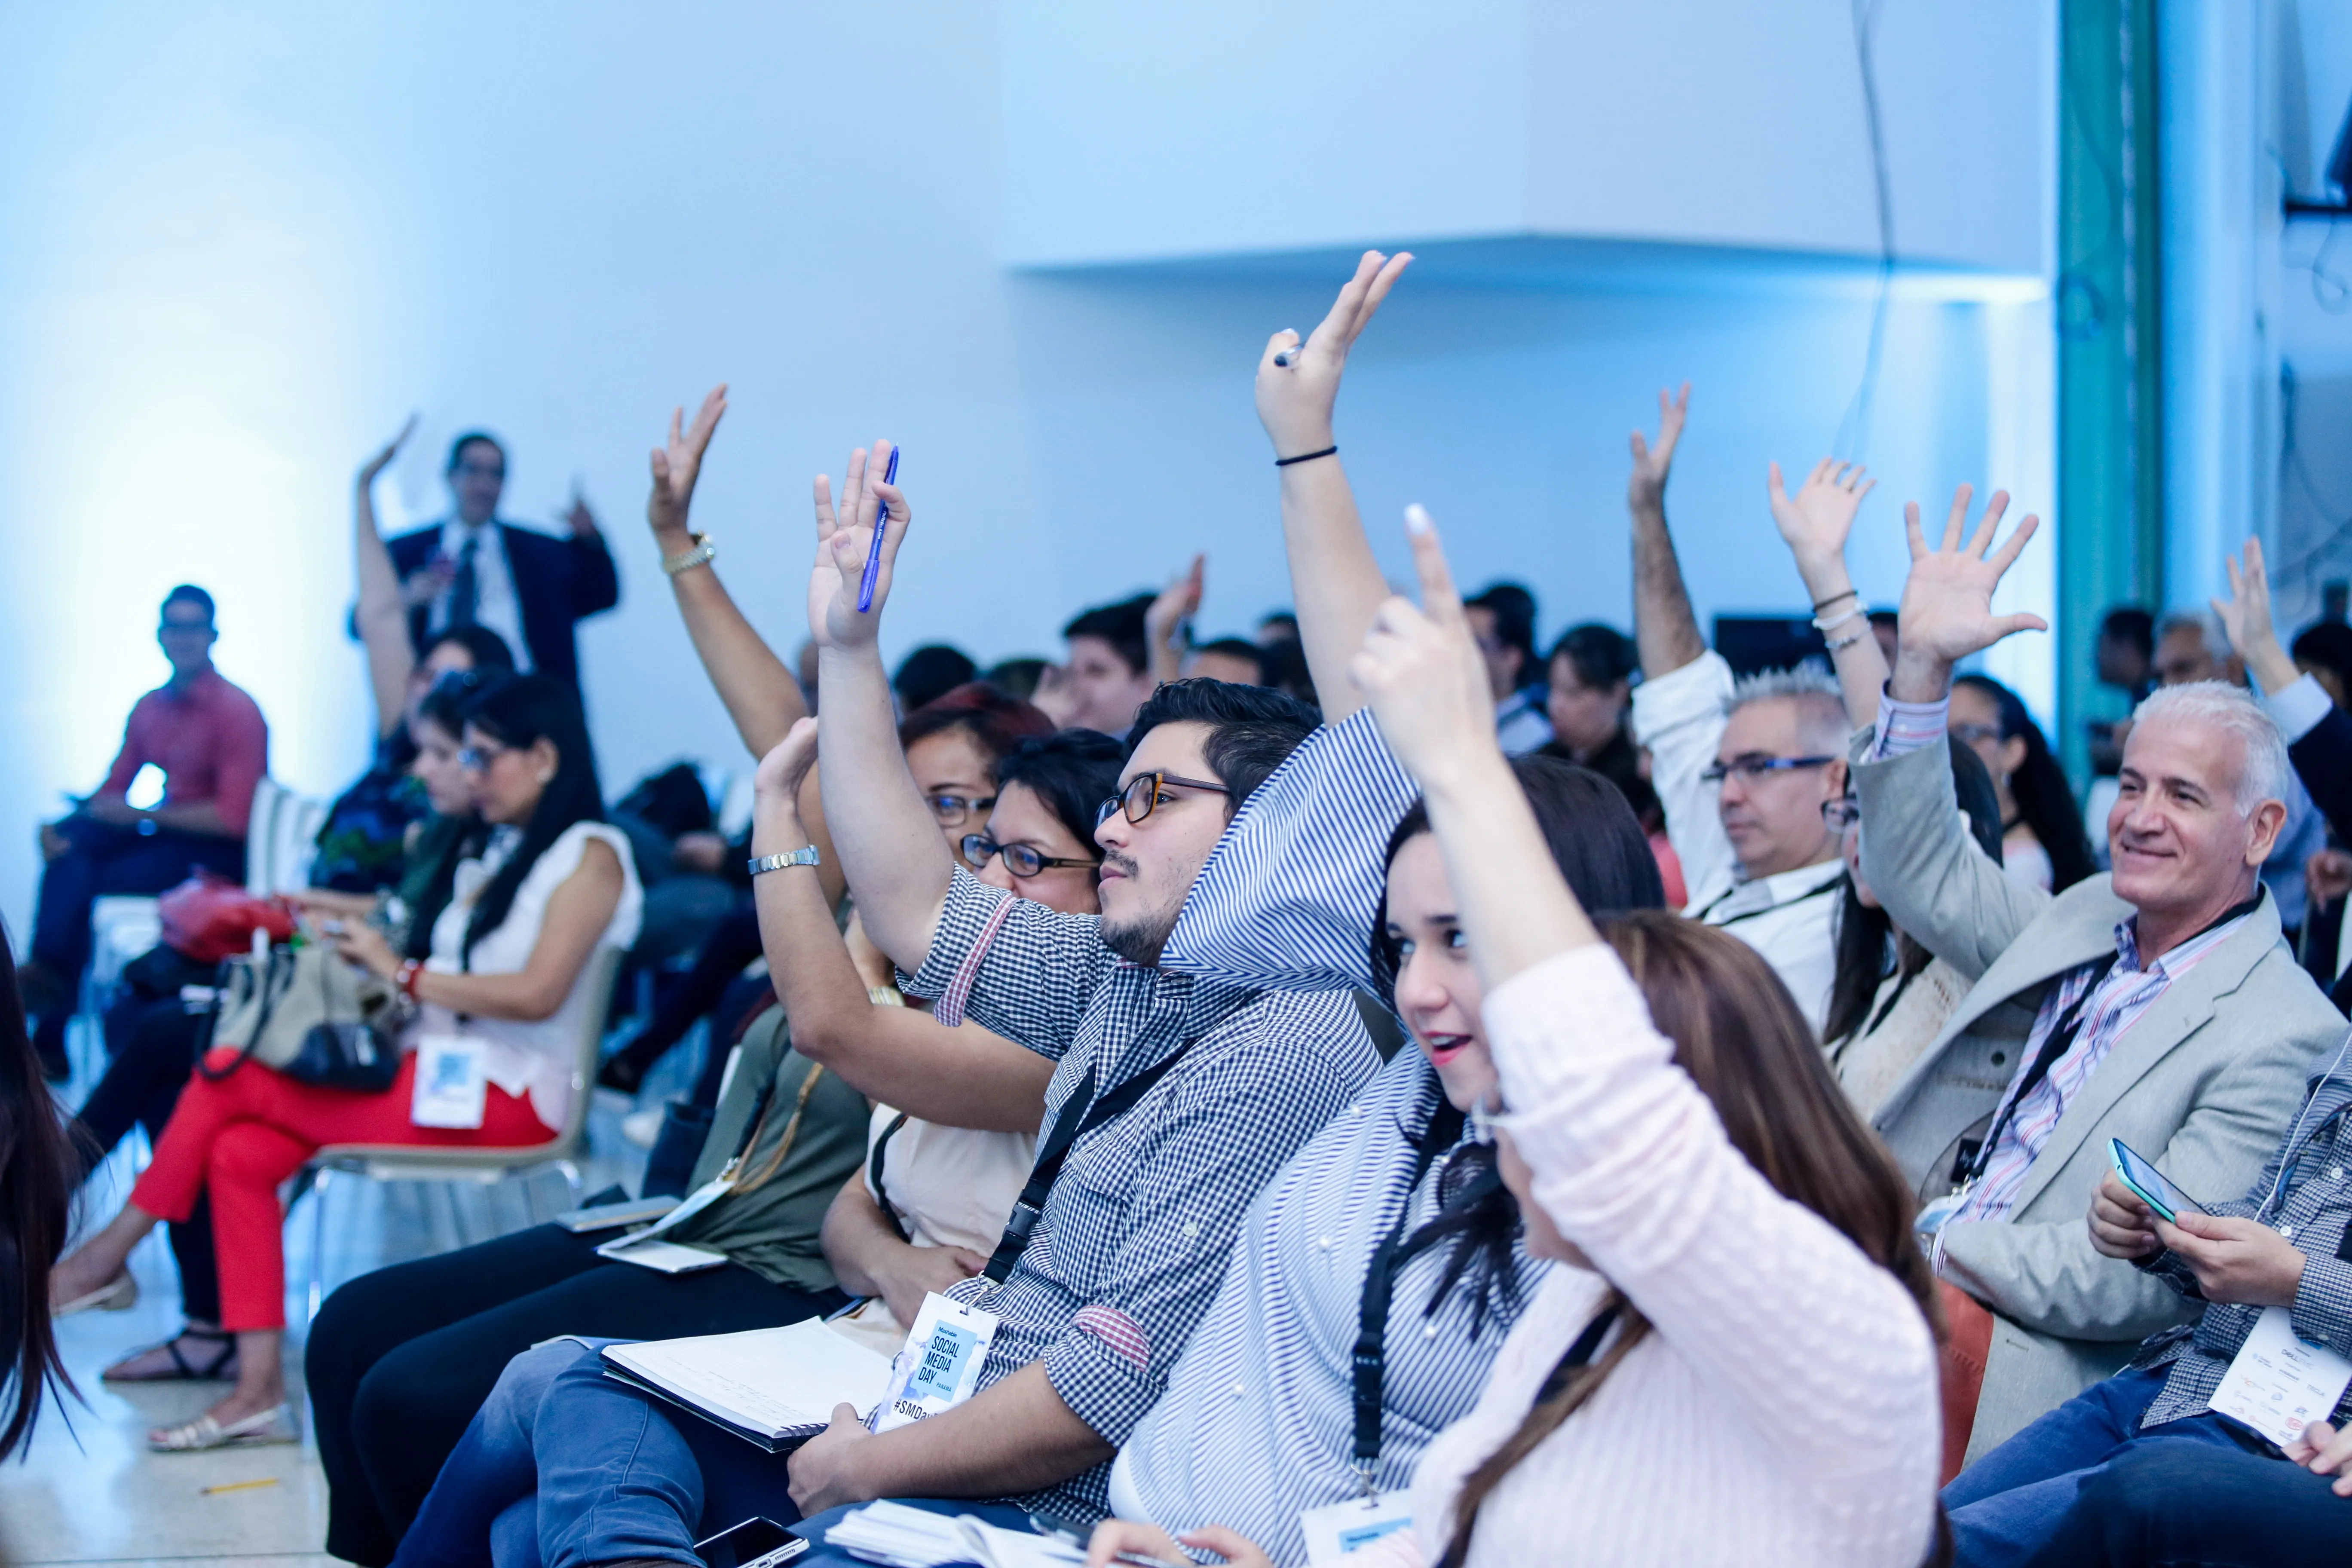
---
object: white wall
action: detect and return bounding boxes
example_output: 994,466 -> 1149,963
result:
0,1 -> 2054,942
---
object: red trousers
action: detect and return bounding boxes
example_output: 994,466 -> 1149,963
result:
132,1048 -> 552,1331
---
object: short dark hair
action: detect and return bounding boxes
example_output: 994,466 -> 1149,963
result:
1124,677 -> 1320,817
893,644 -> 980,715
2098,606 -> 2155,661
160,585 -> 215,624
982,657 -> 1049,702
899,681 -> 1054,766
446,432 -> 506,474
1192,637 -> 1268,683
419,624 -> 517,674
1062,593 -> 1156,678
1544,622 -> 1637,692
1466,582 -> 1540,688
1256,636 -> 1320,710
2291,620 -> 2352,697
994,730 -> 1127,850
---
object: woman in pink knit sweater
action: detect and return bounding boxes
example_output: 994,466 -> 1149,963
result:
1091,511 -> 1947,1568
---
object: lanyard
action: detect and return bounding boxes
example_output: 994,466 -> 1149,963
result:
979,1044 -> 1193,1285
871,1111 -> 913,1243
1694,869 -> 1844,929
1350,1098 -> 1479,1488
1951,952 -> 2119,1191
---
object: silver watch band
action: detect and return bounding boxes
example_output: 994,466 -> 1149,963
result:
747,845 -> 822,876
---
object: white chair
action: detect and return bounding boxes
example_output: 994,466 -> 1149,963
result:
298,945 -> 625,1318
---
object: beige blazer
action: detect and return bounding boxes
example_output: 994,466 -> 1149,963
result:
1851,732 -> 2342,1462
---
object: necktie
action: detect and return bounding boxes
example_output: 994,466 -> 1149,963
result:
448,535 -> 479,628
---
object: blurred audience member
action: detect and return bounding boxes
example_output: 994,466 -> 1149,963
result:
1256,634 -> 1319,710
1037,591 -> 1157,735
1950,674 -> 2098,894
1186,638 -> 1266,685
0,932 -> 71,1459
2291,618 -> 2352,710
1464,581 -> 1552,753
1538,622 -> 1639,793
1870,607 -> 1900,667
381,430 -> 618,689
1255,609 -> 1298,646
1143,554 -> 1206,686
983,656 -> 1048,703
2088,606 -> 2155,777
891,644 -> 978,716
21,584 -> 265,1079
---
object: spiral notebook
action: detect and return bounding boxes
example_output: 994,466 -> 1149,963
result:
600,1319 -> 895,1451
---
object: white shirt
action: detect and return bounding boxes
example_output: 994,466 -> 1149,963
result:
1631,651 -> 1844,1033
429,518 -> 533,673
1494,687 -> 1554,756
414,820 -> 642,1129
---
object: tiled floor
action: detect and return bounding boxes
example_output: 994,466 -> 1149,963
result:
3,1015 -> 675,1568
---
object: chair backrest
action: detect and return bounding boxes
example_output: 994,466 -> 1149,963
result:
244,777 -> 330,896
551,944 -> 626,1153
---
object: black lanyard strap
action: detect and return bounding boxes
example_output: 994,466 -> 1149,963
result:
1351,1098 -> 1471,1478
870,1111 -> 912,1243
1535,1303 -> 1625,1402
1954,952 -> 2117,1190
980,1044 -> 1193,1285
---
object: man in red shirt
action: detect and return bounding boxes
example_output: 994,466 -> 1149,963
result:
21,586 -> 267,1078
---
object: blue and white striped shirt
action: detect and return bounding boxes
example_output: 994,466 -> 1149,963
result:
1117,709 -> 1548,1563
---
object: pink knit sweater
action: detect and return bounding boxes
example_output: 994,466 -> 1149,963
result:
1374,945 -> 1940,1568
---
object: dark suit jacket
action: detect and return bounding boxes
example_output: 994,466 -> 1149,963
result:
386,521 -> 619,691
2288,704 -> 2352,1002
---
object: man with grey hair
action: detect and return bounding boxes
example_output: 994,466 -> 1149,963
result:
1626,385 -> 1850,1030
1851,497 -> 2340,1473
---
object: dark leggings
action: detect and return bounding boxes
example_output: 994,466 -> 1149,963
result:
73,1000 -> 220,1323
306,1221 -> 841,1567
601,903 -> 764,1089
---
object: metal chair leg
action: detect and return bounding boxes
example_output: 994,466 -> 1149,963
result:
304,1166 -> 333,1323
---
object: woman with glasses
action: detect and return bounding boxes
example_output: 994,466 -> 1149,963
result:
49,674 -> 642,1455
1948,674 -> 2096,895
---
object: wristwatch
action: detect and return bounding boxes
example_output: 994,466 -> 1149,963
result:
747,845 -> 822,876
661,532 -> 717,577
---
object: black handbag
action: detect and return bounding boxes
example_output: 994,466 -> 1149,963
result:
196,942 -> 403,1093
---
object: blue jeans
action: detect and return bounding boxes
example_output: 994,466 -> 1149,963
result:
1945,1366 -> 2256,1567
2020,1439 -> 2352,1565
394,1341 -> 1030,1568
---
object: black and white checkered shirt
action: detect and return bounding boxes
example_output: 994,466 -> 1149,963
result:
2135,1038 -> 2352,1433
900,868 -> 1378,1522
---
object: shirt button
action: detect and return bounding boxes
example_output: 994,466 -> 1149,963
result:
2332,1167 -> 2343,1182
1231,1382 -> 1245,1398
1424,1323 -> 1439,1339
2281,1225 -> 2296,1240
1316,1236 -> 1333,1251
1182,1222 -> 1200,1239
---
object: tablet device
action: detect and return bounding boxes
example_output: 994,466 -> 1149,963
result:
2108,1137 -> 2205,1224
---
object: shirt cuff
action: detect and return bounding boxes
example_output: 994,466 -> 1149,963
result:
1042,1311 -> 1160,1446
1871,691 -> 1950,760
900,867 -> 1014,1004
2267,673 -> 2335,747
1628,651 -> 1733,749
2290,1254 -> 2352,1360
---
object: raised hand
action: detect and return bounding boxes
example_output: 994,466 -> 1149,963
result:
1256,249 -> 1412,459
1145,554 -> 1205,681
2213,538 -> 2298,696
1348,506 -> 1502,791
647,385 -> 729,546
1768,458 -> 1874,585
1628,383 -> 1691,514
358,415 -> 417,490
1888,484 -> 2046,702
806,440 -> 905,653
753,716 -> 820,807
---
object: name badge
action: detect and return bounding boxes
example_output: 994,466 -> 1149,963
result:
2210,1304 -> 2352,1449
869,1291 -> 999,1433
1913,1189 -> 1966,1237
410,1034 -> 488,1129
1298,1491 -> 1414,1564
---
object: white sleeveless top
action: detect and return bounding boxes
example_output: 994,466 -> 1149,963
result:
414,819 -> 643,1130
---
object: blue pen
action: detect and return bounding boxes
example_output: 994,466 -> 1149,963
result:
856,446 -> 901,613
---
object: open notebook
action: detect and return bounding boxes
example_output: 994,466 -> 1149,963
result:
600,1319 -> 896,1452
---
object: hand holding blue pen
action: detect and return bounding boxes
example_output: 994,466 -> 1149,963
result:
857,444 -> 901,613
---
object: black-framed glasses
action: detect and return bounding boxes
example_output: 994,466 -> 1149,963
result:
961,835 -> 1099,879
1698,753 -> 1838,786
1094,770 -> 1232,827
925,793 -> 996,827
1822,794 -> 1862,830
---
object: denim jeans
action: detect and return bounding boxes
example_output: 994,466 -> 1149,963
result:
2020,1439 -> 2352,1565
1945,1366 -> 2257,1567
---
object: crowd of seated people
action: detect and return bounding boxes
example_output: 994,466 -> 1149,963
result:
9,249 -> 2352,1568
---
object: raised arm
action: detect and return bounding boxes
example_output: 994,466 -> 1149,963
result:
810,441 -> 956,973
644,386 -> 810,758
1767,458 -> 1886,730
1143,554 -> 1203,685
1629,384 -> 1706,680
355,416 -> 419,738
2212,538 -> 2300,698
1254,249 -> 1413,720
749,719 -> 1053,1132
1885,486 -> 2047,706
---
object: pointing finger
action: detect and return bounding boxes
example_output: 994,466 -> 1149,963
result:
1402,505 -> 1462,629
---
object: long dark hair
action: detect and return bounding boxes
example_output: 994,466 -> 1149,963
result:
1955,674 -> 2096,891
0,928 -> 73,1456
1374,756 -> 1666,1330
406,674 -> 606,965
1825,738 -> 2004,1047
993,730 -> 1126,851
1442,913 -> 1944,1568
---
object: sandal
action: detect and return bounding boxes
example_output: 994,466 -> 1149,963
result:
56,1271 -> 138,1316
104,1328 -> 239,1383
148,1401 -> 298,1452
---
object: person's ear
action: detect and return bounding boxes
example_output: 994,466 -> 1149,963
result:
1999,735 -> 2027,777
2245,796 -> 2288,866
529,737 -> 560,786
1823,758 -> 1850,801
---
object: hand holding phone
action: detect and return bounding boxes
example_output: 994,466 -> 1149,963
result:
2109,1138 -> 2206,1225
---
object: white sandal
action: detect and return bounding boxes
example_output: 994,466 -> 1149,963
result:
55,1271 -> 138,1316
147,1401 -> 298,1452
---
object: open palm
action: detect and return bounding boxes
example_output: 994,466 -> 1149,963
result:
648,385 -> 728,539
806,441 -> 904,652
1894,484 -> 2046,668
1768,458 -> 1874,575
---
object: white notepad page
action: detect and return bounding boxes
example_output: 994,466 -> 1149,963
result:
603,1318 -> 894,1438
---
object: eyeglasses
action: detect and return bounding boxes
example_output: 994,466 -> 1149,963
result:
925,793 -> 996,827
961,835 -> 1098,879
1095,771 -> 1232,827
1821,795 -> 1862,830
452,460 -> 505,481
158,619 -> 214,637
1949,722 -> 2004,747
1698,754 -> 1838,786
458,740 -> 511,773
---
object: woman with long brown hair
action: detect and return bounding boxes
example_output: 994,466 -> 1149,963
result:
1090,511 -> 1943,1568
0,929 -> 73,1458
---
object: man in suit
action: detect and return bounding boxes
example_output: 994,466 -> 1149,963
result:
1851,514 -> 2341,1470
383,432 -> 618,691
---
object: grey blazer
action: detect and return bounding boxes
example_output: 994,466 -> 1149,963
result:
1851,732 -> 2341,1461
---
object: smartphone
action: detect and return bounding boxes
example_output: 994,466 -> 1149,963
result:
693,1516 -> 806,1568
2108,1138 -> 2206,1224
